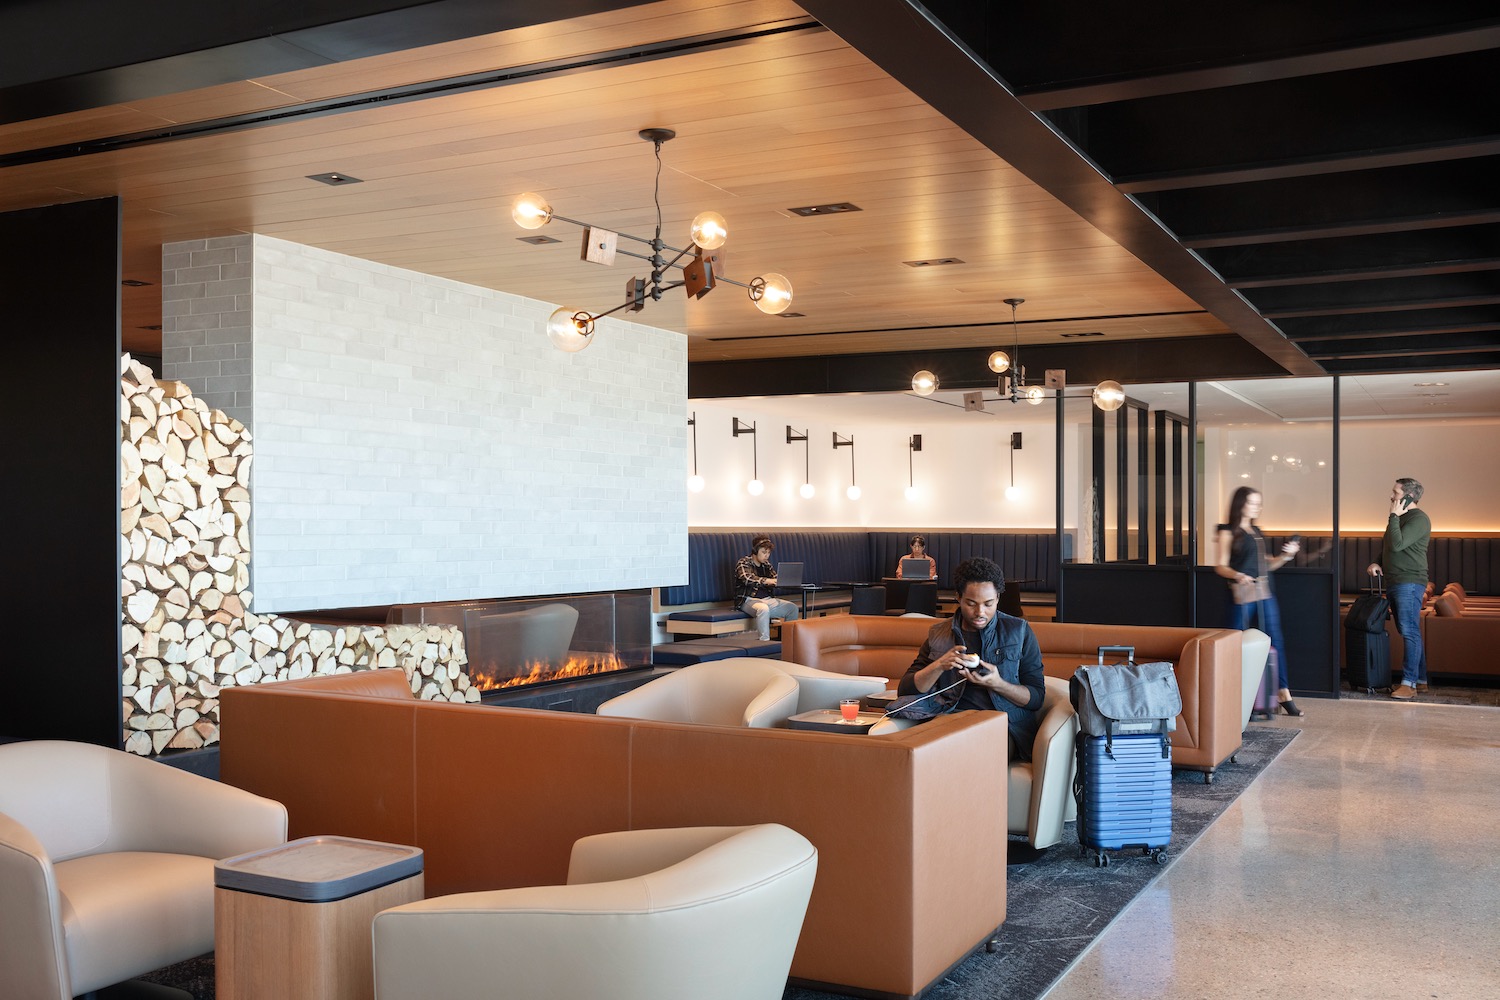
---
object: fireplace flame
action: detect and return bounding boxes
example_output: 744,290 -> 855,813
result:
468,652 -> 629,691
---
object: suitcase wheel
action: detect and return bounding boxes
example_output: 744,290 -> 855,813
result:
1152,848 -> 1168,865
1089,849 -> 1110,868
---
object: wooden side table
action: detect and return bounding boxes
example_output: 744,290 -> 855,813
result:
215,836 -> 424,1000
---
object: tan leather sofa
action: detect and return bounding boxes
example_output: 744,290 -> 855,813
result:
220,669 -> 1009,999
781,614 -> 1245,778
372,824 -> 817,1000
1423,594 -> 1500,678
0,740 -> 287,1000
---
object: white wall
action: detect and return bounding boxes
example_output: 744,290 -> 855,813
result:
248,236 -> 687,611
685,398 -> 1056,528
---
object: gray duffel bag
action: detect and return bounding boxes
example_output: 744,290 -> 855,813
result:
1069,646 -> 1182,757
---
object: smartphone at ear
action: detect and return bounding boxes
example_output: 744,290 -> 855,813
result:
1401,496 -> 1415,510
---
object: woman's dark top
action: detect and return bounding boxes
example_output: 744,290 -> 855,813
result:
1218,523 -> 1268,577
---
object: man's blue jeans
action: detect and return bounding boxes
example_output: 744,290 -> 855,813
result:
739,596 -> 800,641
1388,582 -> 1428,686
1231,596 -> 1289,690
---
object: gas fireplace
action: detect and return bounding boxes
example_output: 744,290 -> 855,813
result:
387,590 -> 652,692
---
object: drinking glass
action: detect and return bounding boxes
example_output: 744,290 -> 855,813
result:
840,698 -> 860,723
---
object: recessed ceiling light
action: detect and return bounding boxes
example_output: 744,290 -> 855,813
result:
787,202 -> 861,217
517,235 -> 560,245
1413,381 -> 1448,387
777,312 -> 806,318
902,257 -> 964,268
121,279 -> 152,287
1060,331 -> 1104,338
1420,392 -> 1448,397
306,171 -> 363,186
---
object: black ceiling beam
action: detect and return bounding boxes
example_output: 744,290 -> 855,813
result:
1047,49 -> 1500,189
1018,24 -> 1500,111
689,335 -> 1283,399
1203,224 -> 1500,288
1298,331 -> 1500,360
1145,158 -> 1500,246
1246,272 -> 1500,317
1318,350 -> 1500,374
913,1 -> 1500,96
794,0 -> 1321,377
1277,305 -> 1500,340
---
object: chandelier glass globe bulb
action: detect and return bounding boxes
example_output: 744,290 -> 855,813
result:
988,351 -> 1011,374
911,370 -> 938,396
546,308 -> 593,352
1023,384 -> 1045,405
747,479 -> 764,496
799,482 -> 815,499
1092,380 -> 1126,411
749,273 -> 794,314
687,474 -> 705,493
690,212 -> 729,250
512,192 -> 553,230
847,484 -> 862,501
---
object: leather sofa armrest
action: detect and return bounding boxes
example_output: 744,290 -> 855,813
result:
0,811 -> 69,1000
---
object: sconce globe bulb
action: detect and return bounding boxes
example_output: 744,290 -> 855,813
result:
911,370 -> 938,396
904,485 -> 919,502
687,474 -> 705,493
747,479 -> 764,496
846,485 -> 862,501
1004,485 -> 1022,501
799,482 -> 815,499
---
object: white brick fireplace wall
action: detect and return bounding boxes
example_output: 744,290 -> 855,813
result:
241,235 -> 687,610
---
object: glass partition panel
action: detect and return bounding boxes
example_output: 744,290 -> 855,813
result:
1196,377 -> 1335,566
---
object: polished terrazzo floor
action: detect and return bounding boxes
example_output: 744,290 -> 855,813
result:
1042,696 -> 1500,1000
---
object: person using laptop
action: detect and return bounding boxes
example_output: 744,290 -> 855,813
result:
895,534 -> 936,579
734,535 -> 801,641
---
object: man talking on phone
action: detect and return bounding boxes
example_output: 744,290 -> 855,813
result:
1366,478 -> 1431,700
897,557 -> 1044,760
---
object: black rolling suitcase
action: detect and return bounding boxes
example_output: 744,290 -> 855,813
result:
1345,574 -> 1392,693
1070,647 -> 1179,868
1346,627 -> 1391,693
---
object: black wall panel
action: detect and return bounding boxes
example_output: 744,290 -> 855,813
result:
1,197 -> 123,745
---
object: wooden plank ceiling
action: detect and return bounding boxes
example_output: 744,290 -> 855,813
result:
0,0 -> 1225,362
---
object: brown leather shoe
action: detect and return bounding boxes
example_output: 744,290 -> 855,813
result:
1415,683 -> 1429,693
1391,683 -> 1415,700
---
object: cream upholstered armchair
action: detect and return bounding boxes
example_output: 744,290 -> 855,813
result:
1009,677 -> 1078,849
0,739 -> 287,1000
372,824 -> 818,1000
870,677 -> 1077,849
597,659 -> 802,727
1239,628 -> 1273,731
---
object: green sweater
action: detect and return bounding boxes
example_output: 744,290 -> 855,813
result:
1380,508 -> 1431,585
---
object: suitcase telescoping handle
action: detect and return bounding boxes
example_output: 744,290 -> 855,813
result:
1096,645 -> 1135,665
1369,572 -> 1385,598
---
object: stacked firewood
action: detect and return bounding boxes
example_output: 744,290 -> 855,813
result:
119,355 -> 476,756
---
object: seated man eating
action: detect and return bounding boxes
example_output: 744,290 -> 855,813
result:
896,556 -> 1044,760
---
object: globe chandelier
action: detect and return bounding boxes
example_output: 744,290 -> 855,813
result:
512,128 -> 793,352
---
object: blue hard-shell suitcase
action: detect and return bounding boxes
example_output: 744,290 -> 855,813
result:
1074,731 -> 1172,868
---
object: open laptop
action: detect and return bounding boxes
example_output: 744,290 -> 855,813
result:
776,561 -> 813,588
900,557 -> 934,580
